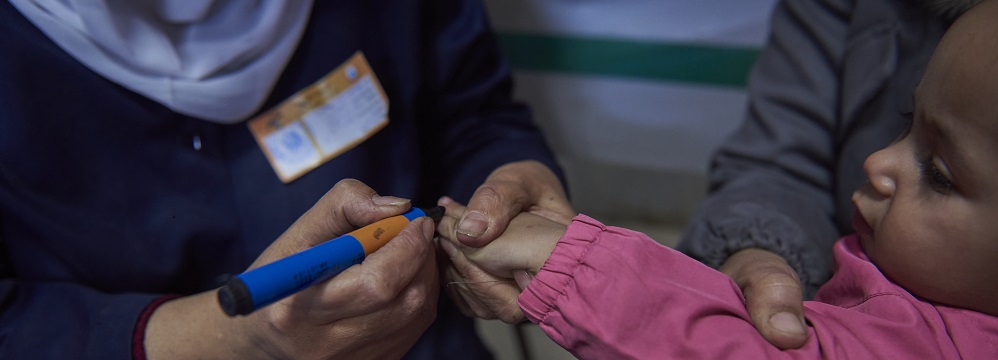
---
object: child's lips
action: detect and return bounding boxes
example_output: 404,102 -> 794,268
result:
852,207 -> 874,240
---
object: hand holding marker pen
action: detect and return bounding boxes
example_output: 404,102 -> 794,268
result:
218,206 -> 445,316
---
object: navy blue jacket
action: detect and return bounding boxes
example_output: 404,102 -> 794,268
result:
0,1 -> 560,358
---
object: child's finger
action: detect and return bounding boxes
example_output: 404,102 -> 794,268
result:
436,212 -> 459,242
437,196 -> 468,217
513,270 -> 534,290
436,196 -> 468,243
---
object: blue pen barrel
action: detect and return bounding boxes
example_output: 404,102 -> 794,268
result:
247,235 -> 365,309
218,235 -> 366,316
217,207 -> 442,316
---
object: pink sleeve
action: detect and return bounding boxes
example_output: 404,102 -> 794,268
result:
517,216 -> 991,359
517,214 -> 779,359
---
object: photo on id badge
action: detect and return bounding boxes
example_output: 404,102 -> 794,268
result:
247,52 -> 389,183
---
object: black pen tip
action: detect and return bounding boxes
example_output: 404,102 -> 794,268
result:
423,206 -> 445,223
218,277 -> 254,316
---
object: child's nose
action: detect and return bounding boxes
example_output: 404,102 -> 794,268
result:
863,146 -> 899,198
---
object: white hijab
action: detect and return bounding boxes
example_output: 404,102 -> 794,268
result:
9,0 -> 313,123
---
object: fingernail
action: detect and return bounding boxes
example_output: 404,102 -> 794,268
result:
372,195 -> 409,206
437,196 -> 453,205
514,270 -> 534,290
417,217 -> 435,241
456,212 -> 489,238
439,238 -> 458,257
769,312 -> 807,335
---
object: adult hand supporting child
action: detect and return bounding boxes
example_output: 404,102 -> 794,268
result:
450,161 -> 574,248
435,160 -> 573,321
718,249 -> 807,349
436,197 -> 570,324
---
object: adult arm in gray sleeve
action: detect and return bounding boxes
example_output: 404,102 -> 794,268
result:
679,0 -> 853,297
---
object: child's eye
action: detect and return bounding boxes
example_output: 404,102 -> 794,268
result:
917,155 -> 955,195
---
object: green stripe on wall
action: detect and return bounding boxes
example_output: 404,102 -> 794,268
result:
497,33 -> 760,88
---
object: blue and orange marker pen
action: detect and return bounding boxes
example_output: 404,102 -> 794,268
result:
217,206 -> 444,316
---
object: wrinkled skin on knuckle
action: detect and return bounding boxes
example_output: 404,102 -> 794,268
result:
496,298 -> 524,324
351,271 -> 398,310
470,280 -> 521,323
257,295 -> 319,339
739,262 -> 798,295
402,287 -> 437,327
476,181 -> 525,210
404,270 -> 436,315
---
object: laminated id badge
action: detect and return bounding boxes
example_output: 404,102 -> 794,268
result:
248,52 -> 389,183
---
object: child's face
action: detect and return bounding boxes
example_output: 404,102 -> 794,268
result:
851,3 -> 998,315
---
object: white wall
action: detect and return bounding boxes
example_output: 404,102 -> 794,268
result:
485,0 -> 778,223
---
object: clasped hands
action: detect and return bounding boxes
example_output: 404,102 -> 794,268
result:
433,162 -> 809,350
160,159 -> 805,359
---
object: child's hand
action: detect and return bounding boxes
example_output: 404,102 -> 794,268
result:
434,197 -> 569,324
436,197 -> 567,280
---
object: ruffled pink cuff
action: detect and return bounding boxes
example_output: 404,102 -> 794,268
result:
518,214 -> 605,324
